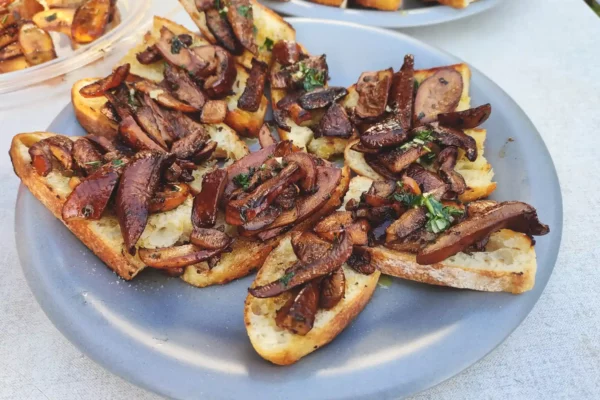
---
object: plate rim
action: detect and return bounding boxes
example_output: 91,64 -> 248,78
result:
15,17 -> 563,400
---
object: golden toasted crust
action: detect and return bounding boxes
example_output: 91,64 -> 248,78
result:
307,0 -> 345,6
354,0 -> 402,11
71,78 -> 118,139
436,0 -> 474,8
244,236 -> 380,365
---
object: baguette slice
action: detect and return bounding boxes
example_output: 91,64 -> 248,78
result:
244,235 -> 380,365
9,132 -> 269,285
344,176 -> 537,294
179,0 -> 296,70
354,0 -> 402,11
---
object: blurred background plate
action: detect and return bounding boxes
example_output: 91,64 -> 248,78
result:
260,0 -> 501,28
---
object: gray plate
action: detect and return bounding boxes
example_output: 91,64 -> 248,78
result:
16,19 -> 562,400
260,0 -> 501,28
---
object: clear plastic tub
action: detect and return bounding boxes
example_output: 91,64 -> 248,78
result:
0,0 -> 151,94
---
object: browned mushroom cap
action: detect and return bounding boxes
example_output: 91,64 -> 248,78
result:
275,91 -> 315,126
275,280 -> 320,335
192,140 -> 218,164
385,207 -> 427,243
436,146 -> 466,196
71,0 -> 110,44
348,247 -> 376,274
72,137 -> 103,175
148,183 -> 190,213
298,87 -> 348,110
355,68 -> 393,120
404,164 -> 447,198
205,9 -> 240,54
320,267 -> 345,310
139,95 -> 177,145
203,46 -> 237,98
257,123 -> 276,148
466,200 -> 498,217
314,212 -> 370,246
190,227 -> 232,250
359,118 -> 408,149
283,152 -> 317,192
316,103 -> 353,139
379,144 -> 431,174
274,184 -> 299,210
272,40 -> 302,66
47,135 -> 75,171
364,154 -> 401,180
238,58 -> 268,112
133,80 -> 199,113
163,64 -> 206,110
240,205 -> 282,233
155,27 -> 209,79
426,123 -> 477,162
116,151 -> 172,254
192,168 -> 228,228
389,54 -> 415,131
137,36 -> 193,65
385,228 -> 436,253
437,104 -> 491,130
79,63 -> 130,98
62,160 -> 125,221
362,181 -> 395,208
139,244 -> 224,268
226,162 -> 302,226
132,95 -> 169,150
249,231 -> 353,298
291,231 -> 331,264
226,0 -> 257,55
414,68 -> 463,125
170,131 -> 207,160
119,115 -> 166,153
272,109 -> 290,132
417,201 -> 550,265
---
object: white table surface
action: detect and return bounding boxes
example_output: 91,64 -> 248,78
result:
1,0 -> 599,398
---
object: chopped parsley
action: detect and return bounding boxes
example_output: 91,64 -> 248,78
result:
400,129 -> 433,152
252,25 -> 258,35
44,13 -> 58,22
418,152 -> 437,165
1,15 -> 8,25
261,37 -> 274,51
413,79 -> 420,92
170,36 -> 184,54
393,190 -> 464,234
280,271 -> 295,287
298,62 -> 325,91
111,159 -> 124,167
127,88 -> 139,109
237,5 -> 251,17
232,168 -> 255,190
417,111 -> 426,120
85,160 -> 102,167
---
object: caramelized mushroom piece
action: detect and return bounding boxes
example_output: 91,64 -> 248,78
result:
171,131 -> 206,159
28,136 -> 72,176
139,94 -> 177,145
71,0 -> 110,44
155,27 -> 209,79
148,183 -> 190,213
272,109 -> 291,132
0,42 -> 23,61
192,140 -> 218,163
132,95 -> 170,150
79,64 -> 130,98
195,0 -> 214,11
257,123 -> 276,148
385,207 -> 427,243
298,87 -> 348,110
163,64 -> 206,110
272,40 -> 302,66
275,280 -> 320,335
417,201 -> 550,265
414,68 -> 463,125
350,141 -> 379,155
291,232 -> 331,264
405,164 -> 447,198
205,9 -> 240,55
137,36 -> 193,65
133,80 -> 199,113
355,68 -> 393,120
360,117 -> 408,149
116,151 -> 171,254
203,46 -> 237,98
249,232 -> 353,298
271,55 -> 328,90
316,103 -> 353,138
62,160 -> 124,221
192,168 -> 228,228
314,212 -> 370,246
437,104 -> 491,130
72,137 -> 103,175
200,100 -> 227,124
437,146 -> 466,196
386,229 -> 436,253
119,115 -> 166,153
0,23 -> 18,49
226,0 -> 257,55
379,145 -> 431,174
466,200 -> 498,217
426,123 -> 477,161
320,267 -> 345,309
283,152 -> 317,192
389,54 -> 415,130
190,227 -> 231,250
139,244 -> 224,268
273,183 -> 299,211
18,22 -> 56,65
240,205 -> 282,233
347,247 -> 375,275
226,162 -> 302,226
276,91 -> 315,126
238,58 -> 268,112
364,154 -> 400,180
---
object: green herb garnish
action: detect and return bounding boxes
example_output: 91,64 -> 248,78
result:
171,36 -> 184,54
419,152 -> 436,165
280,271 -> 295,287
261,37 -> 274,51
252,25 -> 258,35
298,62 -> 325,91
44,13 -> 58,22
127,88 -> 139,109
85,161 -> 102,167
1,15 -> 8,25
111,159 -> 124,167
393,189 -> 464,234
413,79 -> 420,92
417,111 -> 426,120
237,5 -> 251,17
233,168 -> 255,190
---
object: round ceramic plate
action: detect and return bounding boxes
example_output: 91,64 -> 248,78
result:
260,0 -> 501,28
16,18 -> 562,400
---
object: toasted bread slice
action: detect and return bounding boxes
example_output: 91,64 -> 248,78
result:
9,132 -> 269,285
111,16 -> 267,137
343,176 -> 536,294
345,128 -> 496,202
436,0 -> 476,8
354,0 -> 402,11
179,0 -> 296,70
308,0 -> 345,6
244,235 -> 380,365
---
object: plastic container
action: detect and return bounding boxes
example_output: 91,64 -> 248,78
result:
0,0 -> 151,94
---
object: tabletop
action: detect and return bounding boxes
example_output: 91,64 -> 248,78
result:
1,0 -> 599,398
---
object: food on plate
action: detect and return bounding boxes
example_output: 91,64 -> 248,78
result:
0,0 -> 121,74
300,0 -> 481,11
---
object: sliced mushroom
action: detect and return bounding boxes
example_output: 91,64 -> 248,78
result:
139,94 -> 177,145
116,151 -> 171,254
368,180 -> 396,199
314,212 -> 370,246
28,136 -> 72,176
171,130 -> 207,159
386,228 -> 436,253
272,109 -> 290,132
347,246 -> 375,275
272,40 -> 302,66
192,168 -> 228,228
316,103 -> 353,138
203,46 -> 237,98
0,42 -> 22,61
198,100 -> 226,124
190,227 -> 232,250
18,22 -> 56,65
389,54 -> 415,131
163,63 -> 206,109
427,123 -> 477,161
379,145 -> 431,174
417,201 -> 550,265
364,154 -> 400,180
139,244 -> 223,268
283,152 -> 317,192
257,123 -> 276,148
119,115 -> 166,153
320,267 -> 345,309
148,183 -> 190,213
0,23 -> 18,49
137,36 -> 195,65
240,205 -> 282,233
275,280 -> 320,335
405,164 -> 447,199
62,160 -> 124,221
276,91 -> 316,126
71,0 -> 110,44
360,117 -> 408,149
437,146 -> 466,196
238,58 -> 268,112
226,0 -> 257,55
291,231 -> 331,264
155,26 -> 209,79
350,141 -> 379,155
72,137 -> 103,175
132,95 -> 170,150
355,68 -> 393,120
194,0 -> 214,11
273,184 -> 299,210
47,137 -> 74,171
298,87 -> 348,110
385,207 -> 427,243
466,200 -> 498,217
192,140 -> 218,163
79,64 -> 130,98
414,68 -> 463,125
249,231 -> 353,298
133,80 -> 199,113
437,103 -> 491,130
205,9 -> 240,55
271,55 -> 328,91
